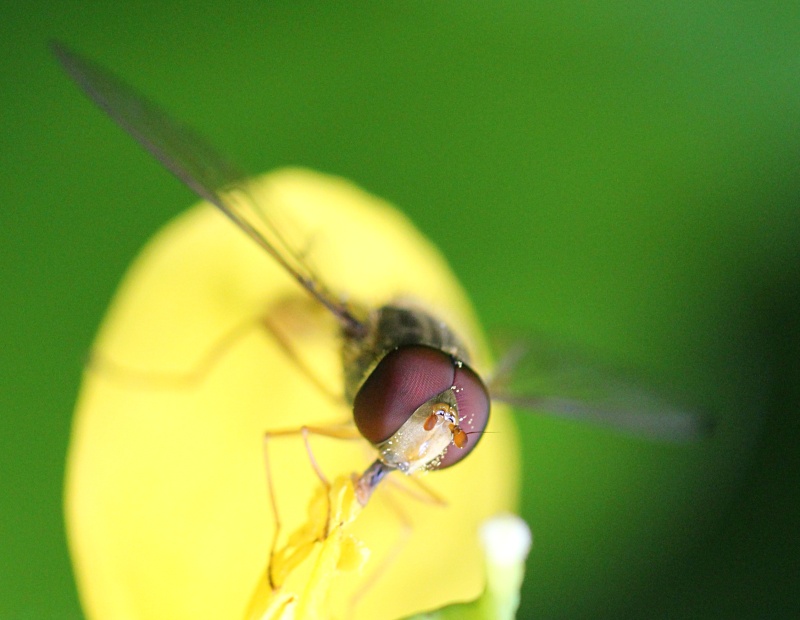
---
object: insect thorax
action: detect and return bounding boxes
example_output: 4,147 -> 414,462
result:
341,302 -> 471,404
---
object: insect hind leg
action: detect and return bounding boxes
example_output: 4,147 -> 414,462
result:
87,296 -> 342,404
87,315 -> 263,389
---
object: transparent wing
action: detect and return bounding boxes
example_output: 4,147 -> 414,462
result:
52,41 -> 366,335
488,336 -> 712,442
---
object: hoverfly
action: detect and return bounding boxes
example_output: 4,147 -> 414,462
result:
54,41 -> 707,615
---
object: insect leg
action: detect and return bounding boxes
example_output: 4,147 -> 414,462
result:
347,489 -> 413,616
386,473 -> 449,508
261,424 -> 364,590
87,304 -> 342,403
345,473 -> 450,615
87,316 -> 262,389
259,312 -> 343,405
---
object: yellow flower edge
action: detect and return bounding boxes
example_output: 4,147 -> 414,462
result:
66,168 -> 520,620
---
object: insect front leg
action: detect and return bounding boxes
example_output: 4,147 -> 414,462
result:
258,423 -> 364,592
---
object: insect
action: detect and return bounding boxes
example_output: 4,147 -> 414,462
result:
55,42 -> 711,619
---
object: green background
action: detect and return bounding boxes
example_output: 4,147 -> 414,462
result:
2,2 -> 799,618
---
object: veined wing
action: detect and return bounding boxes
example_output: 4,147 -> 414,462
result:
488,337 -> 712,442
52,42 -> 366,336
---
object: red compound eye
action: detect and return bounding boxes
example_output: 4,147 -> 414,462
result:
353,345 -> 490,469
437,361 -> 490,468
354,346 -> 453,444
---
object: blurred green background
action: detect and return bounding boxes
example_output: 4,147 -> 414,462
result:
1,2 -> 799,618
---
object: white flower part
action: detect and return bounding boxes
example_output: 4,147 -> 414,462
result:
475,514 -> 532,620
479,514 -> 532,567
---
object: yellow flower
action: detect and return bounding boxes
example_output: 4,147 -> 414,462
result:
66,168 -> 520,619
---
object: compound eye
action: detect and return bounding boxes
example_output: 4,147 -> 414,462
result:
437,362 -> 490,468
354,346 -> 454,445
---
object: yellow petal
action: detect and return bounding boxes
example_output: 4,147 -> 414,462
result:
66,168 -> 519,620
